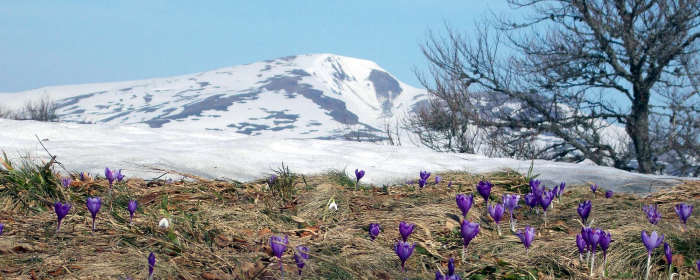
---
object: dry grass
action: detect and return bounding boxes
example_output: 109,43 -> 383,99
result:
0,168 -> 699,280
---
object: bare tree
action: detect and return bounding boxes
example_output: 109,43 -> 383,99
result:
20,94 -> 59,122
412,0 -> 700,174
0,103 -> 16,119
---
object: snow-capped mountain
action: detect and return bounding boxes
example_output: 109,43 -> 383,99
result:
0,54 -> 427,139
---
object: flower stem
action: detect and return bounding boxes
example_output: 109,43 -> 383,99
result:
544,211 -> 547,227
604,256 -> 607,278
496,223 -> 501,236
280,260 -> 285,279
645,254 -> 651,280
589,252 -> 595,277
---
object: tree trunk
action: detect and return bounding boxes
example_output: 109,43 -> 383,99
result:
627,86 -> 654,174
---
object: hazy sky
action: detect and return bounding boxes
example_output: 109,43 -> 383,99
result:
0,1 -> 514,93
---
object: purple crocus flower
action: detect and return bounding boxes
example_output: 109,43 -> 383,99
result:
270,234 -> 289,276
369,223 -> 380,241
556,182 -> 565,202
576,234 -> 587,262
105,167 -> 116,194
460,220 -> 480,259
406,180 -> 413,185
86,197 -> 101,232
641,231 -> 664,280
515,225 -> 535,256
54,202 -> 72,232
61,177 -> 72,188
539,190 -> 555,225
148,251 -> 156,280
448,257 -> 455,276
436,270 -> 445,280
294,245 -> 309,276
394,240 -> 416,272
476,180 -> 492,206
269,175 -> 276,186
418,179 -> 427,188
399,222 -> 414,242
644,204 -> 661,225
0,223 -> 4,236
590,184 -> 598,196
605,190 -> 613,198
488,203 -> 505,235
79,172 -> 88,181
127,200 -> 137,225
355,169 -> 365,184
448,181 -> 452,188
166,178 -> 173,184
455,194 -> 473,219
524,193 -> 538,212
529,179 -> 543,198
116,169 -> 125,182
675,203 -> 693,231
599,230 -> 612,276
664,242 -> 672,265
435,176 -> 442,185
503,194 -> 520,231
420,171 -> 431,181
696,259 -> 700,274
577,201 -> 592,225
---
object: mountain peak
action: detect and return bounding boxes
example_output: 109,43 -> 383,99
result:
1,54 -> 426,140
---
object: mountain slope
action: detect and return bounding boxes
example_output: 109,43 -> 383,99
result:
1,54 -> 427,139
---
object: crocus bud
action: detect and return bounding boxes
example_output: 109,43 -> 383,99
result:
394,241 -> 416,271
127,200 -> 137,224
86,197 -> 101,232
294,245 -> 309,276
399,222 -> 414,242
476,181 -> 492,205
369,223 -> 380,241
54,202 -> 72,232
605,190 -> 613,198
148,252 -> 156,280
455,194 -> 473,219
159,218 -> 170,228
355,169 -> 365,184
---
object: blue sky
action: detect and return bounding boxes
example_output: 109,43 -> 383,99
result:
0,1 -> 512,93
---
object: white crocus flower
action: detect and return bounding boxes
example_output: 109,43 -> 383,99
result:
328,201 -> 338,211
159,218 -> 170,228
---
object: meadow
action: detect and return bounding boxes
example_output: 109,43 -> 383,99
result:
0,155 -> 698,279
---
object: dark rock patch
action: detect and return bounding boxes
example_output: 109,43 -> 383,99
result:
288,69 -> 311,77
58,91 -> 106,108
100,111 -> 131,122
271,125 -> 295,131
144,119 -> 170,128
368,69 -> 402,100
164,92 -> 261,120
307,121 -> 322,127
259,75 -> 359,125
143,94 -> 153,103
260,65 -> 272,72
197,82 -> 210,87
71,109 -> 85,114
273,120 -> 295,125
262,110 -> 299,122
227,122 -> 270,135
119,87 -> 132,92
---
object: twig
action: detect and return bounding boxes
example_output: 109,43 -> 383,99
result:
34,134 -> 71,175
